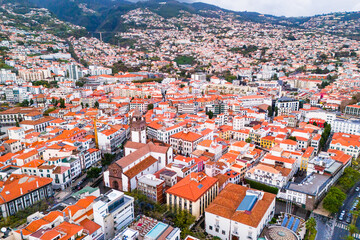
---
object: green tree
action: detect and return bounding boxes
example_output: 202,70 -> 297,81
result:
312,121 -> 318,126
87,167 -> 102,179
173,210 -> 195,239
206,110 -> 214,119
20,100 -> 29,107
344,236 -> 355,240
305,217 -> 317,240
274,106 -> 279,116
288,136 -> 297,141
101,153 -> 115,166
174,55 -> 195,65
30,99 -> 34,105
80,58 -> 89,68
15,121 -> 20,127
348,224 -> 359,237
338,167 -> 360,192
94,101 -> 99,109
319,124 -> 331,150
44,107 -> 56,116
59,98 -> 66,108
51,98 -> 58,107
323,187 -> 346,213
147,103 -> 154,110
245,138 -> 252,143
85,103 -> 89,108
267,106 -> 273,117
76,80 -> 85,87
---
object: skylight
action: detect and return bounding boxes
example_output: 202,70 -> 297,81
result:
236,195 -> 258,212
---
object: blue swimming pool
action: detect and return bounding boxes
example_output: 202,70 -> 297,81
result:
145,222 -> 168,239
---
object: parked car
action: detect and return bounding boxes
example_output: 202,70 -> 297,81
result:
346,213 -> 352,224
339,210 -> 346,221
356,187 -> 360,192
77,180 -> 83,186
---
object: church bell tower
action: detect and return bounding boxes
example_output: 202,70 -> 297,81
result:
131,108 -> 146,143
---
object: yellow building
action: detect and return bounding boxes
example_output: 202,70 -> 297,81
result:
218,125 -> 232,140
300,147 -> 315,171
260,136 -> 276,149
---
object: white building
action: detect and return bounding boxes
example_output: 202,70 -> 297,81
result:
97,126 -> 128,155
205,184 -> 276,240
0,69 -> 16,84
332,118 -> 360,135
246,163 -> 289,188
104,141 -> 173,192
7,127 -> 25,140
68,64 -> 79,80
275,97 -> 299,116
329,132 -> 360,158
191,73 -> 207,81
304,110 -> 336,125
89,65 -> 112,76
93,189 -> 134,240
147,121 -> 184,144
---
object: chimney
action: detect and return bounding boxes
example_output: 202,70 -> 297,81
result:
36,181 -> 39,188
20,188 -> 23,195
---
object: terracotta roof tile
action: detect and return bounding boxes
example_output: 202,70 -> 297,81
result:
166,172 -> 218,202
205,183 -> 276,228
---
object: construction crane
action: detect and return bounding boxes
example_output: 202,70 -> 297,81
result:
94,118 -> 99,149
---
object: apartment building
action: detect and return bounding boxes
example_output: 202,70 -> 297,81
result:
0,174 -> 53,218
329,132 -> 360,158
275,97 -> 299,116
137,174 -> 165,203
93,189 -> 134,239
332,118 -> 360,135
345,104 -> 360,116
170,129 -> 203,156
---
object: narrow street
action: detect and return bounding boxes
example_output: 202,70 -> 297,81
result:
331,182 -> 360,240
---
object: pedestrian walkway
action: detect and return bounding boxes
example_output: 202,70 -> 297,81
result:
354,233 -> 360,239
335,222 -> 348,230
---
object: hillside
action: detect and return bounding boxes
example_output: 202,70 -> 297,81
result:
2,0 -> 360,41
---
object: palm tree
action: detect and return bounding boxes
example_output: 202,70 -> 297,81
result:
348,224 -> 359,237
350,210 -> 360,224
305,217 -> 317,236
344,236 -> 355,240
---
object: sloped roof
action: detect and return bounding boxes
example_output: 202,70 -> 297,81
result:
205,183 -> 276,228
166,172 -> 218,202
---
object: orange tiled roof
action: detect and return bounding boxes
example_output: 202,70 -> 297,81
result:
166,172 -> 218,202
171,131 -> 202,142
205,183 -> 276,228
0,174 -> 52,204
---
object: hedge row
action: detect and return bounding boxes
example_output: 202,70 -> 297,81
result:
244,179 -> 279,194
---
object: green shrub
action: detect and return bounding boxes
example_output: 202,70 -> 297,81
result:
244,179 -> 279,194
